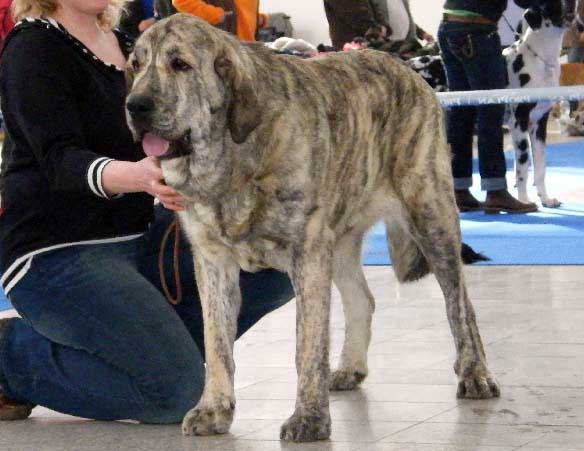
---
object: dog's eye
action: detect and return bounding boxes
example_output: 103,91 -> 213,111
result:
171,57 -> 191,72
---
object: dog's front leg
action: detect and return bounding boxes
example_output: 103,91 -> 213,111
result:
182,250 -> 240,436
280,228 -> 333,442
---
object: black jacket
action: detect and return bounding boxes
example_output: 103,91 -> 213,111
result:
443,0 -> 508,22
0,19 -> 153,293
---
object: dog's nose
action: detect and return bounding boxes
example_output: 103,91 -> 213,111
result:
126,95 -> 155,116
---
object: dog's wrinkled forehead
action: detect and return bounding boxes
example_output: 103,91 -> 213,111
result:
134,14 -> 221,59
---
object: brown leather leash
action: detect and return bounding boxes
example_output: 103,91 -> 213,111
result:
159,219 -> 183,305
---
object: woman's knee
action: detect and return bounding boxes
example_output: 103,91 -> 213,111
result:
136,360 -> 205,424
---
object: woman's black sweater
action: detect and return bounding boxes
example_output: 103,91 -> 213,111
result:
0,18 -> 153,293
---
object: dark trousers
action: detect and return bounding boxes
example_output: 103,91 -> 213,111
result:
438,21 -> 508,191
0,205 -> 294,423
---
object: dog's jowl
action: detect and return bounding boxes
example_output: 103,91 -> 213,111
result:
126,14 -> 500,442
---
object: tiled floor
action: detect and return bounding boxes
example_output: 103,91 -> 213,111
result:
1,265 -> 584,451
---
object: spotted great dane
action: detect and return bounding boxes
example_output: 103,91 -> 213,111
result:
504,0 -> 576,207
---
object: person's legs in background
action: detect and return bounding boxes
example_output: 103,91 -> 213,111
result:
438,22 -> 537,213
438,21 -> 481,211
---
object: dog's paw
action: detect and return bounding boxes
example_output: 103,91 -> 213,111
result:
541,198 -> 561,208
457,376 -> 500,399
280,411 -> 331,442
330,369 -> 366,391
182,404 -> 234,436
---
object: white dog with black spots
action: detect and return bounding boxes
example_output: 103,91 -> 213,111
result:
504,0 -> 576,208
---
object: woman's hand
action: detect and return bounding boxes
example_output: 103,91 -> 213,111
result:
138,18 -> 156,33
102,158 -> 185,211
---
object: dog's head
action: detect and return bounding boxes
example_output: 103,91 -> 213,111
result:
523,0 -> 576,30
125,14 -> 262,160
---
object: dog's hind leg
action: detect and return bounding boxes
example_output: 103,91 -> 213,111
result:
531,112 -> 561,208
182,251 -> 241,436
511,120 -> 532,204
330,231 -> 375,391
396,181 -> 500,399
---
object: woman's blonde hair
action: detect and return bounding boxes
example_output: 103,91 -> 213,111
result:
12,0 -> 127,29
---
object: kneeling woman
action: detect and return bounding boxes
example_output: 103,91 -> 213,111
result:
0,0 -> 293,422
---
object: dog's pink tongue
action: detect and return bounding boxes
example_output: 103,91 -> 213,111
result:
142,132 -> 170,157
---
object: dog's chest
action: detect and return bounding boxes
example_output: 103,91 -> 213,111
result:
182,187 -> 307,273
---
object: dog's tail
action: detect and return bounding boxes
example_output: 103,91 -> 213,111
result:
387,222 -> 489,283
461,242 -> 490,264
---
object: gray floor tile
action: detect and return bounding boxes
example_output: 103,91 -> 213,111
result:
380,422 -> 550,447
238,419 -> 414,443
2,266 -> 584,450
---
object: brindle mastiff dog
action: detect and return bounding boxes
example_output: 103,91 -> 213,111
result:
125,14 -> 500,442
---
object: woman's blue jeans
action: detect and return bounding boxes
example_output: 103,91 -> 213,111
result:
0,205 -> 294,423
438,21 -> 509,191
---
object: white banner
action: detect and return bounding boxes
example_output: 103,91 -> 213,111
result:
437,86 -> 584,107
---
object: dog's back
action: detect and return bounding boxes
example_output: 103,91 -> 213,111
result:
246,48 -> 450,226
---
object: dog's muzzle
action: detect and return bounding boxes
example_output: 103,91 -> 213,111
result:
127,94 -> 155,122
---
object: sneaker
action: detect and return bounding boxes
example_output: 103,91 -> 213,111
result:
484,190 -> 538,214
0,318 -> 34,420
455,189 -> 483,212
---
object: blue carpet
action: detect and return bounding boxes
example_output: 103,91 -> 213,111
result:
363,140 -> 584,266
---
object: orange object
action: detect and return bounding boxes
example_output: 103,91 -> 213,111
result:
234,0 -> 260,41
172,0 -> 262,41
560,63 -> 584,86
172,0 -> 224,25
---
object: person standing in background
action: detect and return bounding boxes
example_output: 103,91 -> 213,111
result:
323,0 -> 386,51
438,0 -> 537,213
372,0 -> 433,42
119,0 -> 156,38
171,0 -> 267,41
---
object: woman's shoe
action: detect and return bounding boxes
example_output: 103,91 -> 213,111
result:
0,392 -> 34,420
0,318 -> 34,420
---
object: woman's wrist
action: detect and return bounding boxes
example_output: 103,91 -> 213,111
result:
101,160 -> 140,196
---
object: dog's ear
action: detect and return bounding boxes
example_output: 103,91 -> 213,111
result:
524,8 -> 544,29
215,52 -> 262,144
125,58 -> 136,93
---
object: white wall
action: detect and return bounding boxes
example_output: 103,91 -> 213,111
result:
262,0 -> 443,45
410,0 -> 442,36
